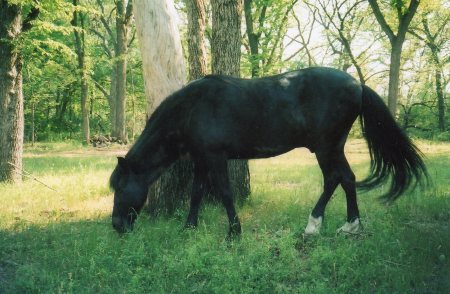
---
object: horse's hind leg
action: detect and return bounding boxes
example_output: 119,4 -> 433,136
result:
186,160 -> 209,228
304,150 -> 341,235
204,154 -> 241,238
336,154 -> 362,234
304,149 -> 362,235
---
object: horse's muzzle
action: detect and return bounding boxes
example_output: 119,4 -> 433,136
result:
112,216 -> 133,233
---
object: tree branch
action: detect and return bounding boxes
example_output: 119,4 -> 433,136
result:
128,27 -> 136,47
90,28 -> 113,58
368,0 -> 395,43
96,0 -> 116,46
8,162 -> 58,192
124,0 -> 134,25
92,79 -> 109,98
264,0 -> 299,70
398,0 -> 420,39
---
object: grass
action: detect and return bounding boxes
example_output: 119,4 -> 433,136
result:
0,139 -> 449,293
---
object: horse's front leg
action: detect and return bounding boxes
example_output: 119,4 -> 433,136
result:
205,154 -> 241,238
185,161 -> 208,228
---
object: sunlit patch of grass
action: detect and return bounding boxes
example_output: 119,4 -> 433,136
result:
24,140 -> 86,154
0,139 -> 449,293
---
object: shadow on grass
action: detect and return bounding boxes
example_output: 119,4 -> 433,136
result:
0,152 -> 448,293
0,217 -> 117,293
1,197 -> 449,294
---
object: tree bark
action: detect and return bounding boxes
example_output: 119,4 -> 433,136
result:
109,65 -> 118,136
423,19 -> 446,131
433,58 -> 446,131
112,0 -> 133,143
134,0 -> 189,215
134,0 -> 185,115
211,0 -> 251,201
388,41 -> 403,115
72,0 -> 90,144
211,0 -> 242,77
186,0 -> 208,80
0,1 -> 24,183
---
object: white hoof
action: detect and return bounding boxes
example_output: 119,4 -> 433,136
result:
304,214 -> 323,235
337,218 -> 362,235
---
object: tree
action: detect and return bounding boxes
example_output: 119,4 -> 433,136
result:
0,1 -> 38,183
368,0 -> 420,116
410,9 -> 449,131
19,0 -> 90,142
133,0 -> 188,214
92,0 -> 134,142
185,0 -> 207,80
243,0 -> 298,77
290,3 -> 318,67
134,0 -> 185,116
113,0 -> 133,142
211,0 -> 251,200
243,0 -> 265,77
305,0 -> 373,84
72,0 -> 90,144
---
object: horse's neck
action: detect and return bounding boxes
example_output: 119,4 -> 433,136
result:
127,131 -> 163,170
127,132 -> 174,185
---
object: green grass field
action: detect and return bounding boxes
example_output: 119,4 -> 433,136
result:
0,140 -> 449,293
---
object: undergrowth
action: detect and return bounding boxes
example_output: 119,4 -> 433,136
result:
0,140 -> 449,293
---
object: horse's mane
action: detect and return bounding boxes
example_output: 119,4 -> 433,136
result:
109,165 -> 121,191
110,85 -> 196,191
126,89 -> 187,158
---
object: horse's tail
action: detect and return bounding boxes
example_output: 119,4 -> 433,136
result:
357,85 -> 428,202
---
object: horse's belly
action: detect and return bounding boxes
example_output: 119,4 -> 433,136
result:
227,140 -> 300,159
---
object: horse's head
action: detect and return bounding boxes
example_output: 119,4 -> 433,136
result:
110,157 -> 148,233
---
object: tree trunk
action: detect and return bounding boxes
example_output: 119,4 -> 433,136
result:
58,87 -> 71,124
368,0 -> 420,117
134,0 -> 185,115
211,0 -> 251,201
72,0 -> 90,144
434,66 -> 446,131
243,0 -> 260,77
112,0 -> 132,144
388,42 -> 402,115
186,0 -> 208,80
81,73 -> 90,143
31,102 -> 35,145
0,2 -> 24,183
429,49 -> 446,131
211,0 -> 242,76
149,0 -> 212,215
109,66 -> 117,136
421,17 -> 447,131
134,0 -> 189,215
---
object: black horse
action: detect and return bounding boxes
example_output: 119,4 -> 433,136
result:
110,67 -> 427,237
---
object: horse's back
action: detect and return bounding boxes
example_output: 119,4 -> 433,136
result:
180,68 -> 362,158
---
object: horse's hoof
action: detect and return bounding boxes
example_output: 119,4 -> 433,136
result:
226,224 -> 242,241
336,218 -> 362,235
184,222 -> 197,230
226,231 -> 241,242
304,214 -> 323,235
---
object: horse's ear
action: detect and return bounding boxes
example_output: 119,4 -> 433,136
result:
117,157 -> 129,171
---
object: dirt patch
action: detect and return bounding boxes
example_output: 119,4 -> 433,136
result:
24,148 -> 128,158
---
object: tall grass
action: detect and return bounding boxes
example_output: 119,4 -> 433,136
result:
0,140 -> 449,293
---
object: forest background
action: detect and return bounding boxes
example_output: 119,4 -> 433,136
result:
2,0 -> 449,150
0,1 -> 449,292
